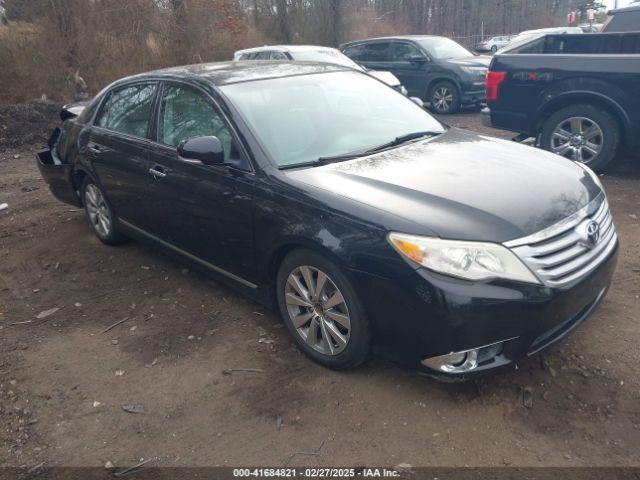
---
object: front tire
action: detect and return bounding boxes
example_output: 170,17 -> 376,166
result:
491,45 -> 498,54
276,249 -> 371,370
540,104 -> 620,171
429,81 -> 460,114
81,177 -> 125,245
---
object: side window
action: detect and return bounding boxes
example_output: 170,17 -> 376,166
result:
96,83 -> 156,138
159,84 -> 234,161
393,42 -> 424,61
238,53 -> 251,60
255,51 -> 271,60
342,44 -> 366,61
270,51 -> 288,60
363,42 -> 392,61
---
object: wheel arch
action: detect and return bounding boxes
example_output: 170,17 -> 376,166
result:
424,77 -> 461,101
535,92 -> 630,144
264,238 -> 353,306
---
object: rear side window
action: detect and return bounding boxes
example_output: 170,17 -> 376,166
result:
158,84 -> 233,161
363,42 -> 392,61
96,83 -> 156,138
342,44 -> 366,61
270,51 -> 288,60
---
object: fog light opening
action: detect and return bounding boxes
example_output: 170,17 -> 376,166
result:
422,339 -> 509,374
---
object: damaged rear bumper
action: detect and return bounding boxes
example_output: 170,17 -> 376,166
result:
36,149 -> 81,207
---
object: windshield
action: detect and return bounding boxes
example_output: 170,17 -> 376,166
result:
416,37 -> 473,60
221,71 -> 444,168
292,50 -> 364,71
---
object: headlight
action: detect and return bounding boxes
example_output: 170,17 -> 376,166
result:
460,66 -> 487,76
388,233 -> 540,284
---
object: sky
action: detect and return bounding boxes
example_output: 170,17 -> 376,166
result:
603,0 -> 635,10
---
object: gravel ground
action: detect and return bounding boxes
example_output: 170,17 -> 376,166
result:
1,106 -> 639,471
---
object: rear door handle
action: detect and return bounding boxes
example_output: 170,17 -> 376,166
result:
149,165 -> 167,179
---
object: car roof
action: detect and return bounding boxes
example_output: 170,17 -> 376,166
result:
117,61 -> 350,87
341,35 -> 443,46
518,27 -> 583,35
609,2 -> 640,14
235,45 -> 339,55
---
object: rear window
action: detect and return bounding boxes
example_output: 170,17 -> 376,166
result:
605,10 -> 640,33
96,83 -> 156,138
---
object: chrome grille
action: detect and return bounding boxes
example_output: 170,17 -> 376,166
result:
505,194 -> 617,288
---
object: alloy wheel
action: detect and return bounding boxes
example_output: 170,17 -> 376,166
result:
85,184 -> 111,237
551,116 -> 603,163
432,87 -> 454,113
284,266 -> 351,356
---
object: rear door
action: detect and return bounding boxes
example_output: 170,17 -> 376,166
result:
390,41 -> 431,97
88,82 -> 157,229
143,82 -> 256,281
352,41 -> 394,72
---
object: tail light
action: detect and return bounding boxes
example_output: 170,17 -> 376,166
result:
486,71 -> 507,101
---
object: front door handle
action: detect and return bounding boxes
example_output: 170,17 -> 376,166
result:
149,166 -> 167,179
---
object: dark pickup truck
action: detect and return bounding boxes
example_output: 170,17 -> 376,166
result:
483,32 -> 640,170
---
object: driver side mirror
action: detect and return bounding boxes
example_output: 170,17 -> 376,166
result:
177,136 -> 225,166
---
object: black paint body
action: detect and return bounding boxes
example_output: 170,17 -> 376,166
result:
36,62 -> 617,378
484,32 -> 640,151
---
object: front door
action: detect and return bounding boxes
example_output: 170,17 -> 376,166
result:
144,83 -> 256,282
390,41 -> 431,98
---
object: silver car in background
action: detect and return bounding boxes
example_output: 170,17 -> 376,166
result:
475,35 -> 513,53
233,45 -> 408,95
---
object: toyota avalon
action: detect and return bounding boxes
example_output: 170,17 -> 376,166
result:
36,61 -> 618,380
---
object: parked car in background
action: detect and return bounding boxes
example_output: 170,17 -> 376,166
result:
233,45 -> 407,95
602,3 -> 640,32
483,32 -> 640,170
578,23 -> 604,33
36,61 -> 617,379
340,36 -> 489,114
503,27 -> 583,50
475,35 -> 513,53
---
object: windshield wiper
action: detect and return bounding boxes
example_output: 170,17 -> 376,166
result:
363,131 -> 441,154
278,131 -> 441,170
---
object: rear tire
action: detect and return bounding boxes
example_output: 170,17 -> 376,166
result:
81,177 -> 126,245
429,81 -> 460,114
539,104 -> 620,172
276,249 -> 371,370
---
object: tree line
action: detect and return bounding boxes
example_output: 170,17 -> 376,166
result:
0,0 -> 603,104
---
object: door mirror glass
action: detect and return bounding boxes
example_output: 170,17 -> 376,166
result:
177,136 -> 225,166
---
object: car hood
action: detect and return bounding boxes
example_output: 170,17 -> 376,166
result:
367,70 -> 401,87
445,56 -> 491,67
285,128 -> 601,243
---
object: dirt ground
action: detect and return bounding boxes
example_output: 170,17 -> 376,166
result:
1,105 -> 639,471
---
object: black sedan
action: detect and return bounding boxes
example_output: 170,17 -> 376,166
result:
37,61 -> 618,380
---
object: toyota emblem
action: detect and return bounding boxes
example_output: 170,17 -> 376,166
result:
584,221 -> 600,248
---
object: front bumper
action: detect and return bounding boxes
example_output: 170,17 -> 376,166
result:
352,241 -> 618,380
